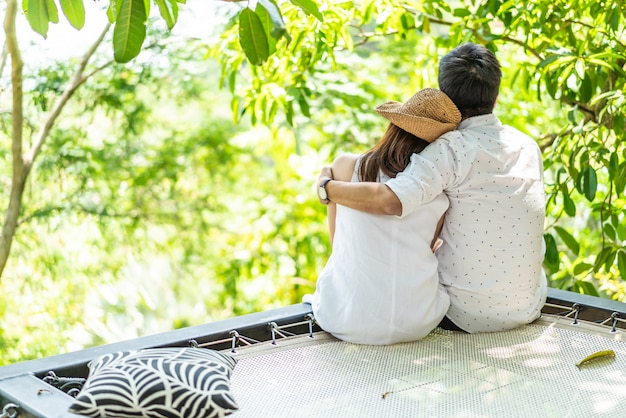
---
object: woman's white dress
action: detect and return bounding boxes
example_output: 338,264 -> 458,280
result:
308,159 -> 450,345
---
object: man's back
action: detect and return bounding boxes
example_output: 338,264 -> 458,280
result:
387,113 -> 547,332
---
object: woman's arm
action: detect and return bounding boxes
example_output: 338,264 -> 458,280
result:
327,154 -> 358,245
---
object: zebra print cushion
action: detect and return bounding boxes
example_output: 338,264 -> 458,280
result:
68,347 -> 238,418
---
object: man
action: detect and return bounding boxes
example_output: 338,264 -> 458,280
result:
316,43 -> 547,333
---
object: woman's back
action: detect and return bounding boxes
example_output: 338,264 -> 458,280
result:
309,157 -> 450,344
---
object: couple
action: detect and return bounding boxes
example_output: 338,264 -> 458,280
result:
305,43 -> 548,345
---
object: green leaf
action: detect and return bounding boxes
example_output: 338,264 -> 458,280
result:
568,150 -> 580,181
24,0 -> 50,38
422,16 -> 430,33
613,112 -> 624,136
573,280 -> 599,297
594,247 -> 613,271
609,152 -> 619,180
113,0 -> 147,63
580,166 -> 598,201
285,100 -> 294,126
107,0 -> 121,23
258,0 -> 288,40
573,262 -> 593,276
453,8 -> 471,17
562,188 -> 576,216
144,0 -> 151,21
608,6 -> 620,31
255,3 -> 277,55
605,248 -> 617,272
400,13 -> 410,31
545,75 -> 558,98
604,223 -> 616,241
46,0 -> 58,23
362,1 -> 374,23
228,70 -> 237,95
230,96 -> 241,123
267,100 -> 278,121
615,162 -> 626,195
618,250 -> 626,281
586,57 -> 618,70
59,0 -> 85,29
544,233 -> 559,266
239,8 -> 269,66
486,0 -> 499,15
298,91 -> 310,117
154,0 -> 178,29
567,107 -> 578,124
537,54 -> 560,70
574,59 -> 585,80
579,74 -> 593,102
554,226 -> 579,255
289,0 -> 323,21
617,222 -> 626,241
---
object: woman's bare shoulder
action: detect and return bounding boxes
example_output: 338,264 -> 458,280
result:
331,153 -> 359,182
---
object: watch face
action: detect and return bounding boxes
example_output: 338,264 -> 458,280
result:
318,185 -> 328,200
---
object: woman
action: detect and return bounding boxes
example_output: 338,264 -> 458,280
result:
306,88 -> 461,345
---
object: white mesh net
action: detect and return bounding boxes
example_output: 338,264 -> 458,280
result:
229,315 -> 626,417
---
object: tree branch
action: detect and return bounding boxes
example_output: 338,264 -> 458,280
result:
497,35 -> 544,62
24,23 -> 111,168
562,19 -> 626,49
351,14 -> 451,47
538,128 -> 574,152
18,204 -> 146,226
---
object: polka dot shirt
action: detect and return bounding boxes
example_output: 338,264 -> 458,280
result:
386,113 -> 548,333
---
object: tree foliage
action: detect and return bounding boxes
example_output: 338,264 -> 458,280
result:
22,0 -> 322,64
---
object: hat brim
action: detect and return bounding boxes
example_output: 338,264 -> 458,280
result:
375,102 -> 458,142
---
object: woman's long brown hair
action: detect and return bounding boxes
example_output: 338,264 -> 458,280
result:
358,123 -> 430,182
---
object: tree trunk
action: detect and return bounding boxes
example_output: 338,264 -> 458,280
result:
0,0 -> 27,280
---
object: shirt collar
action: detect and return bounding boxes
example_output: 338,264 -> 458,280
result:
458,113 -> 501,130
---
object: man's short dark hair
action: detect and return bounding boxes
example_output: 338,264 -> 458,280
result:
438,43 -> 502,118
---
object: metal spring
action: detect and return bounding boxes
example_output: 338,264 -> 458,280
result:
544,302 -> 625,332
0,403 -> 20,418
187,313 -> 317,350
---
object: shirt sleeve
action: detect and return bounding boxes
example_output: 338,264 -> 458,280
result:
386,133 -> 461,218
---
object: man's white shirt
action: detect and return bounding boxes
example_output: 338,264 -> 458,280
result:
386,113 -> 547,333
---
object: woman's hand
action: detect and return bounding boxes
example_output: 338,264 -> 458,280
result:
317,166 -> 334,204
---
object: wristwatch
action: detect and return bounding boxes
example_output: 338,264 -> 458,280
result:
318,178 -> 332,203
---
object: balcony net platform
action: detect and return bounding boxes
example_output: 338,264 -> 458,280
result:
228,315 -> 626,418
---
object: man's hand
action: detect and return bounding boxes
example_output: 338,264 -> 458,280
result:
315,165 -> 402,215
431,238 -> 443,253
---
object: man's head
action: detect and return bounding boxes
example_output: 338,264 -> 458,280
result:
438,43 -> 502,119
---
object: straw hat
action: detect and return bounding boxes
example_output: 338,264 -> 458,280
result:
374,88 -> 461,142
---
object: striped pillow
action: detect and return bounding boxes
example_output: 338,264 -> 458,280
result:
68,347 -> 238,418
